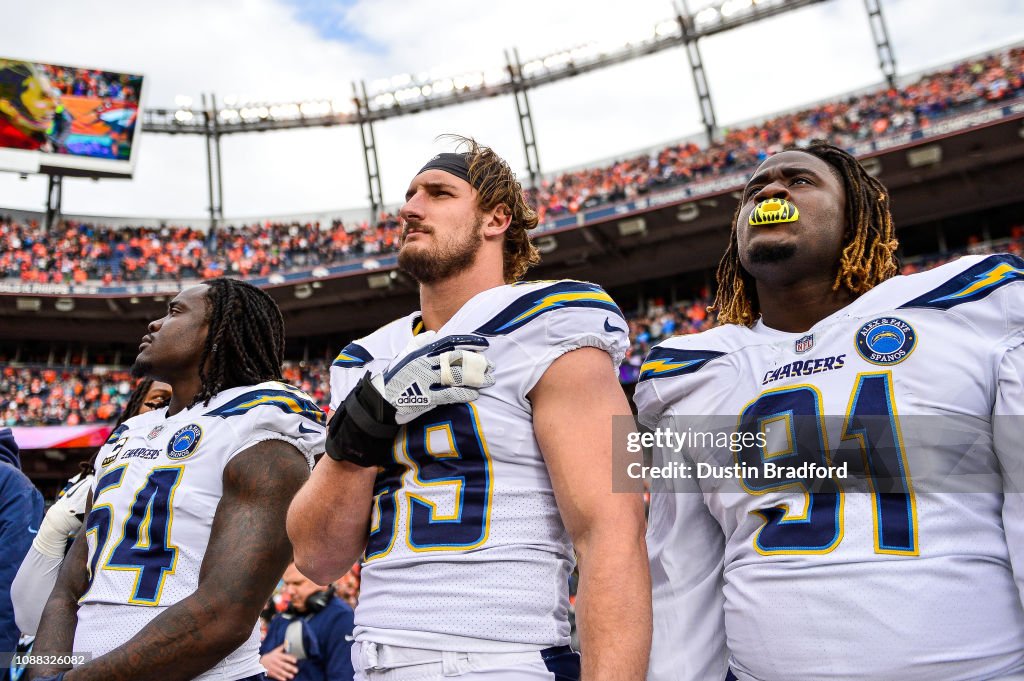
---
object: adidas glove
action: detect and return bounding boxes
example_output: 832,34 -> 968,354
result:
325,372 -> 400,467
325,334 -> 495,467
379,341 -> 495,425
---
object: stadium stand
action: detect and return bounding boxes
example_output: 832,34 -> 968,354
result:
0,214 -> 402,284
1,46 -> 1020,285
529,46 -> 1023,218
1,361 -> 331,428
5,232 -> 1021,427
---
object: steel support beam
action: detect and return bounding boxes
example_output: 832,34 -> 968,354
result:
355,81 -> 384,220
140,1 -> 830,136
212,93 -> 225,218
201,93 -> 224,228
679,1 -> 718,144
44,173 -> 63,231
864,0 -> 897,88
507,49 -> 542,188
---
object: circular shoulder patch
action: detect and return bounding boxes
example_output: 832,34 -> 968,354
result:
855,317 -> 917,365
167,424 -> 203,460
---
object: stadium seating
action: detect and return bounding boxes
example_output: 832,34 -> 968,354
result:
528,46 -> 1023,219
5,235 -> 1021,427
0,215 -> 401,284
1,46 -> 1020,286
1,361 -> 331,428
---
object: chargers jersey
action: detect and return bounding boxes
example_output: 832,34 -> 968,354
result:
75,381 -> 324,681
329,280 -> 628,652
635,254 -> 1024,681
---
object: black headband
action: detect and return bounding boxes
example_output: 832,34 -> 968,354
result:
417,152 -> 479,188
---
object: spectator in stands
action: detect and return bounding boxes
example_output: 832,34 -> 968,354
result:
10,378 -> 171,638
2,48 -> 1022,287
0,366 -> 139,427
333,567 -> 360,611
2,361 -> 321,427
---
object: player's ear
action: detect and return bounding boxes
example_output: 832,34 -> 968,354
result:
482,203 -> 512,238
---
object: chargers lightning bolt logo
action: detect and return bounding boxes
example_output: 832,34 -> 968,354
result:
638,348 -> 725,382
901,254 -> 1024,311
928,262 -> 1024,303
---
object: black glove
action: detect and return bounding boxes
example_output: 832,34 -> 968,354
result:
325,373 -> 400,467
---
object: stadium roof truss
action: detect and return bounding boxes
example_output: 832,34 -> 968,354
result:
135,0 -> 894,225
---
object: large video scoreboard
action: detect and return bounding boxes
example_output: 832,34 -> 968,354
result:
0,57 -> 145,178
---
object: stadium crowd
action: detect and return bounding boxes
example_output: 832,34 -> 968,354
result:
0,366 -> 135,427
6,233 -> 1022,427
0,214 -> 402,284
0,361 -> 331,428
528,46 -> 1024,219
41,65 -> 139,102
1,46 -> 1020,286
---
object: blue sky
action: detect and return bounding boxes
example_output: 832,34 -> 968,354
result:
283,0 -> 384,53
0,0 -> 1021,219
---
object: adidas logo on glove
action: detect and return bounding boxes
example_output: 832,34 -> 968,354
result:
396,383 -> 430,406
379,337 -> 496,425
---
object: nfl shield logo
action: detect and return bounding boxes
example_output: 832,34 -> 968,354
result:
795,334 -> 814,354
147,425 -> 165,440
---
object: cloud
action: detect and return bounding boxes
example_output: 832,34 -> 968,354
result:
283,0 -> 385,52
0,0 -> 1020,218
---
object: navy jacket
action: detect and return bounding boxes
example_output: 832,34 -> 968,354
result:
260,596 -> 354,681
0,429 -> 43,679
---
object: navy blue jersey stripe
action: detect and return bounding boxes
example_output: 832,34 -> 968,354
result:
204,388 -> 326,425
474,281 -> 624,337
331,342 -> 374,369
899,253 -> 1024,311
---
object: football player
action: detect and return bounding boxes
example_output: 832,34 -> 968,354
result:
288,137 -> 651,681
13,378 -> 171,637
636,142 -> 1024,680
31,278 -> 324,681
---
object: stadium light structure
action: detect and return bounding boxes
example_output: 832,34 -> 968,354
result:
136,0 -> 909,225
143,0 -> 831,136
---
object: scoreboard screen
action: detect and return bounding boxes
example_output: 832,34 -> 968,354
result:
0,57 -> 145,178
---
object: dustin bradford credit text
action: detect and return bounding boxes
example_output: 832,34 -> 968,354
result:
627,460 -> 850,480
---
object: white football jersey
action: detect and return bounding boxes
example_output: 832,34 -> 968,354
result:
329,280 -> 628,652
75,381 -> 325,680
636,254 -> 1024,681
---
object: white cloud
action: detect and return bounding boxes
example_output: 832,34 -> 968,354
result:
0,0 -> 1021,219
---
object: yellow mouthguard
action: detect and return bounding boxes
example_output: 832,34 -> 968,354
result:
749,198 -> 799,226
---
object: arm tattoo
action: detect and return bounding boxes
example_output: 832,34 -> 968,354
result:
29,529 -> 90,679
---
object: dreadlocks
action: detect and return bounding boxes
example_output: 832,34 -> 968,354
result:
192,277 -> 285,407
711,141 -> 900,326
118,377 -> 156,427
